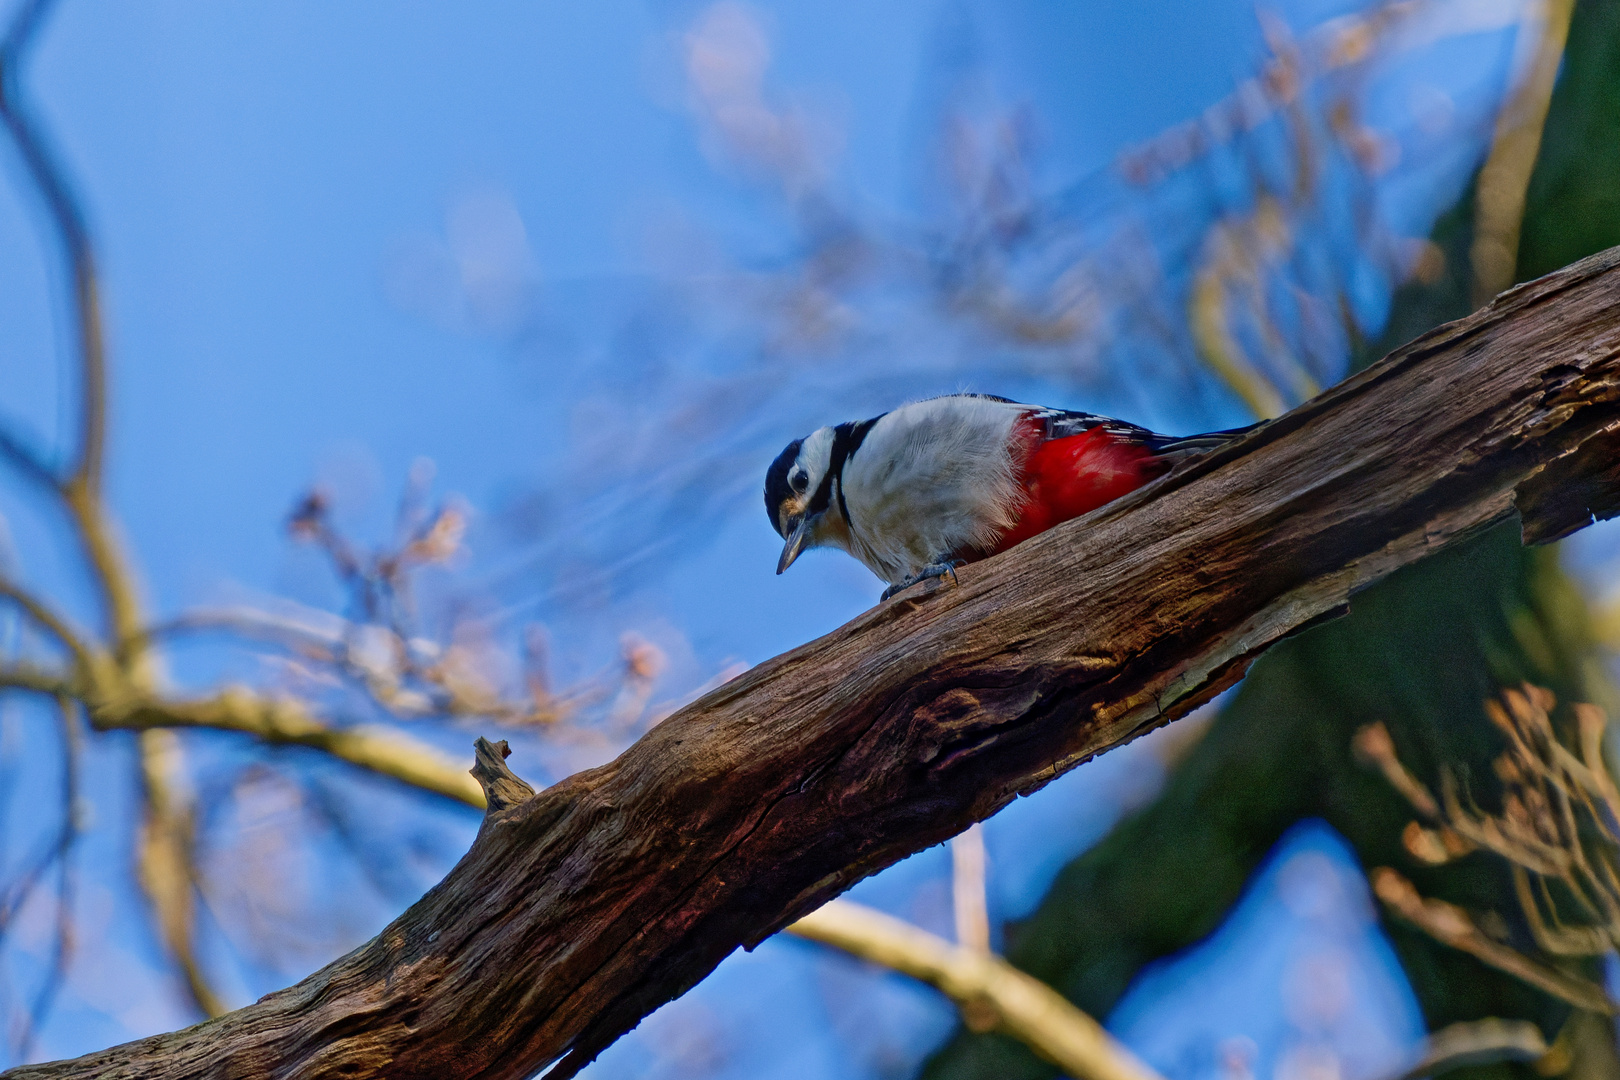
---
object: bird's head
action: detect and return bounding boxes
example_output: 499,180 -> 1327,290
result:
765,425 -> 838,574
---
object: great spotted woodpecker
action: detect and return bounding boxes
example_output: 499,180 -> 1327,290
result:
765,394 -> 1255,600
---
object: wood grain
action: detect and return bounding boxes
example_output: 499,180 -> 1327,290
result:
10,246 -> 1620,1080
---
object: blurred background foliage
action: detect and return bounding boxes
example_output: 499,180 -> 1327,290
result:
2,1 -> 1620,1079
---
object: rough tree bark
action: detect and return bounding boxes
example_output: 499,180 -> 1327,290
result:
7,246 -> 1620,1080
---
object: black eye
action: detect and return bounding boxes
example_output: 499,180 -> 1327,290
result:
790,468 -> 809,493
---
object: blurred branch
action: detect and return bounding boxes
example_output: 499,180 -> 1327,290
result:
1371,866 -> 1613,1012
136,729 -> 226,1018
1190,198 -> 1295,419
0,654 -> 487,807
0,661 -> 71,698
104,689 -> 487,809
1471,0 -> 1577,307
0,579 -> 90,668
0,0 -> 103,492
789,900 -> 1160,1080
1383,1018 -> 1550,1080
0,0 -> 143,666
951,823 -> 989,954
1363,685 -> 1620,1014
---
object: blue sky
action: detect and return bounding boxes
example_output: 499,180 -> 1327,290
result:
0,0 -> 1545,1075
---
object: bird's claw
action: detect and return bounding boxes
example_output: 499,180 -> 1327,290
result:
881,559 -> 962,602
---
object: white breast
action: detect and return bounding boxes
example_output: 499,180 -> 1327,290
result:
837,396 -> 1026,584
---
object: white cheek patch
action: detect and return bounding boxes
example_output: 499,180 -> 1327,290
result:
796,427 -> 836,494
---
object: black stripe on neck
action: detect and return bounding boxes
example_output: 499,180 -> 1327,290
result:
808,415 -> 881,524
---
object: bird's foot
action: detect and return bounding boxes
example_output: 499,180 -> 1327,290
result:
881,559 -> 962,602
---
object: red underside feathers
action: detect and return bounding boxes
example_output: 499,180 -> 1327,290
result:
985,419 -> 1166,556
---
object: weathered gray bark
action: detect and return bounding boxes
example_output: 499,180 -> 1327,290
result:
8,246 -> 1620,1080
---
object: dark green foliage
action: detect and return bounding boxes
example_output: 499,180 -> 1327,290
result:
1519,0 -> 1620,283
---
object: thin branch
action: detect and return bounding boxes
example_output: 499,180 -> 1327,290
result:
789,900 -> 1162,1080
95,688 -> 486,809
0,0 -> 142,659
0,580 -> 91,672
1471,0 -> 1577,306
135,729 -> 227,1018
1371,867 -> 1614,1013
0,0 -> 100,491
950,823 -> 990,953
0,662 -> 70,698
1382,1018 -> 1549,1080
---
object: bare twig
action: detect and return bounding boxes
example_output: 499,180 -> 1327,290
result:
1370,867 -> 1613,1012
1471,0 -> 1577,306
950,823 -> 990,954
103,690 -> 487,809
136,729 -> 227,1018
1360,687 -> 1620,1012
789,900 -> 1162,1080
0,663 -> 71,698
0,581 -> 89,671
1381,1018 -> 1549,1080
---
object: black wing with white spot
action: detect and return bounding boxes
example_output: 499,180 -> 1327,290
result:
1018,401 -> 1261,456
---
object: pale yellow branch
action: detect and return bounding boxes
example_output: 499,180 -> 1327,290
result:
1386,1018 -> 1549,1080
788,900 -> 1164,1080
0,659 -> 74,697
1470,0 -> 1577,307
950,823 -> 989,953
97,686 -> 486,808
1371,867 -> 1615,1013
4,657 -> 488,808
62,482 -> 148,672
136,729 -> 227,1018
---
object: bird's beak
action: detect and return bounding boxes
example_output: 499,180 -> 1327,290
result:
777,515 -> 811,574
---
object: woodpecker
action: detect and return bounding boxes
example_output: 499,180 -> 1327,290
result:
765,394 -> 1254,599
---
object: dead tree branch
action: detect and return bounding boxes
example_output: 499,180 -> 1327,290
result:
7,241 -> 1620,1079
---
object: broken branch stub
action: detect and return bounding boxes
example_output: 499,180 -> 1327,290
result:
9,246 -> 1620,1080
470,737 -> 535,815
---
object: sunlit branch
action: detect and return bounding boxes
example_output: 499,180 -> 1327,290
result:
1362,687 -> 1620,1014
95,689 -> 486,809
0,661 -> 72,698
1471,0 -> 1577,306
136,729 -> 227,1019
1382,1018 -> 1551,1080
1371,866 -> 1614,1013
789,900 -> 1163,1080
950,823 -> 989,954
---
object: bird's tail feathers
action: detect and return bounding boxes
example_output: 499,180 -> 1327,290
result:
1148,420 -> 1264,458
